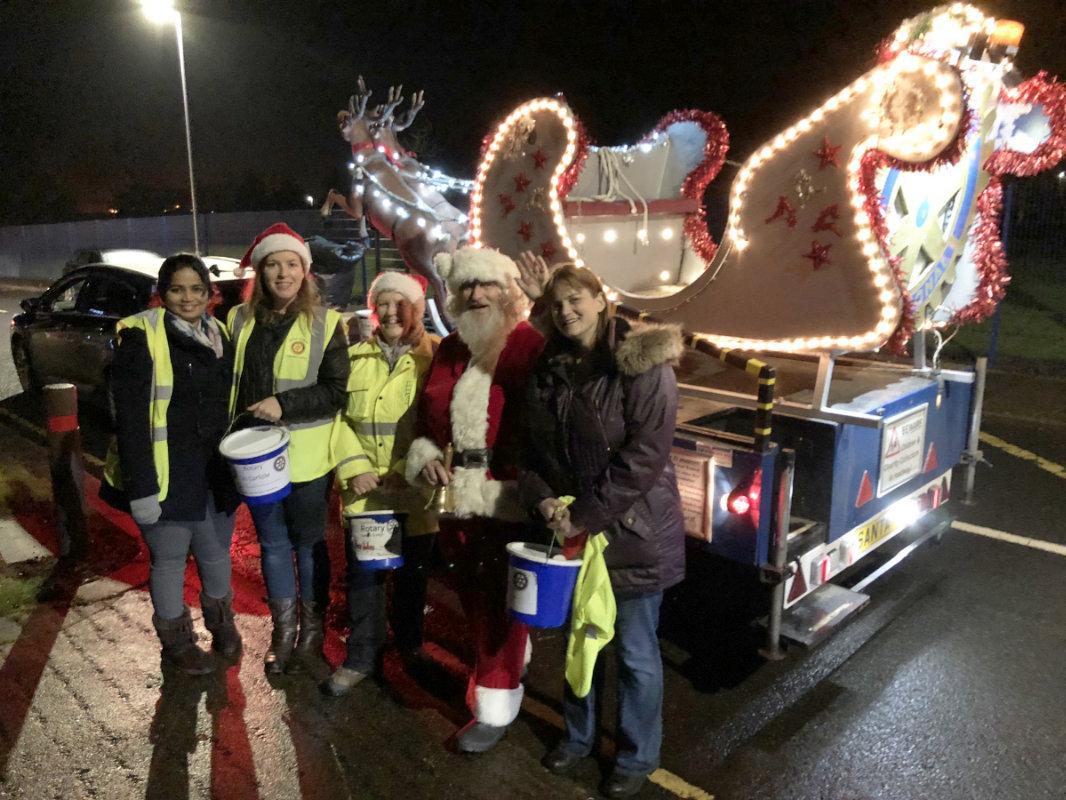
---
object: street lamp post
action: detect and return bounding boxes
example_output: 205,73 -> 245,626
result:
141,0 -> 199,254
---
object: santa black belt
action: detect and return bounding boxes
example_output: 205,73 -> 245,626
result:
453,448 -> 492,468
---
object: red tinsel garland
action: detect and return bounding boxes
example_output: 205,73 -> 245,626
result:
558,112 -> 591,198
953,72 -> 1066,324
859,81 -> 973,354
651,109 -> 730,264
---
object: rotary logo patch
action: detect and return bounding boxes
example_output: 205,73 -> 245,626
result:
290,340 -> 306,355
512,572 -> 528,590
273,456 -> 287,472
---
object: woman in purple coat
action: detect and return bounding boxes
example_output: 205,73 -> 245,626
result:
518,261 -> 685,799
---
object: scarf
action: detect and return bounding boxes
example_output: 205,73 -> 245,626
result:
167,311 -> 224,358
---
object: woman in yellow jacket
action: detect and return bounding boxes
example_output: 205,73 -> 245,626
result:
322,271 -> 439,696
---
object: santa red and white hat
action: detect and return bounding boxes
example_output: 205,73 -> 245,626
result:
239,222 -> 312,273
367,270 -> 428,307
433,246 -> 519,293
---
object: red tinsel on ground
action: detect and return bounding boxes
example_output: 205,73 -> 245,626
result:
651,109 -> 730,264
953,72 -> 1066,324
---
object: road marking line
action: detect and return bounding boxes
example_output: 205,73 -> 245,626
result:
521,694 -> 715,799
952,520 -> 1066,557
979,431 -> 1066,481
0,407 -> 104,468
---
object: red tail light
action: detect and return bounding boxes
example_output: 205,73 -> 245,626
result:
725,468 -> 762,524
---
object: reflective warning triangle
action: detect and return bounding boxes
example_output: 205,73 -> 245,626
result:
923,442 -> 938,473
787,561 -> 808,603
855,470 -> 874,507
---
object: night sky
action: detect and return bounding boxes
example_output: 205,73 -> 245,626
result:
1,0 -> 1063,224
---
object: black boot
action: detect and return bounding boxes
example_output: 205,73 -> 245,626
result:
153,609 -> 215,676
286,599 -> 325,674
200,591 -> 242,659
264,597 -> 298,675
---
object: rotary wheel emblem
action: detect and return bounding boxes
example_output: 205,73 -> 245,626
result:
273,456 -> 287,471
512,572 -> 528,590
290,341 -> 306,355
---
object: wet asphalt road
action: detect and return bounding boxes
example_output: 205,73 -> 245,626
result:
1,286 -> 1065,800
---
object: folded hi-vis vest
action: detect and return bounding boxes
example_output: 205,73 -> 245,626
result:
228,304 -> 343,483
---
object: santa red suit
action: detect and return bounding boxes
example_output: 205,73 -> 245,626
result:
404,247 -> 543,746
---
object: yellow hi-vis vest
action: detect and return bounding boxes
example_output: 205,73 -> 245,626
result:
334,333 -> 438,535
103,307 -> 216,501
227,304 -> 343,483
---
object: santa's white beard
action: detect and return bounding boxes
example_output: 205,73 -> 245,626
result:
455,300 -> 521,359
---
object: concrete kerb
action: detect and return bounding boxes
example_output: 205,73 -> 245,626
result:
0,278 -> 51,294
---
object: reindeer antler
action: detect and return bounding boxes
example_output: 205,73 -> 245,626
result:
393,90 -> 425,132
375,84 -> 405,125
348,75 -> 372,120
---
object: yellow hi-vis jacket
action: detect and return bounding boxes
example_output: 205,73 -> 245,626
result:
334,334 -> 439,535
103,308 -> 229,501
227,304 -> 343,484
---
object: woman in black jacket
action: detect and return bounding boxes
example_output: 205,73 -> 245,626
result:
229,223 -> 350,675
102,254 -> 241,676
518,261 -> 685,799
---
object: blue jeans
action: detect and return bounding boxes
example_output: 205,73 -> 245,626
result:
139,499 -> 235,620
560,590 -> 664,776
248,473 -> 332,605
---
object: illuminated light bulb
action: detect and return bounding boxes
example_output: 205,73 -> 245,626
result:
661,227 -> 674,241
873,273 -> 888,288
879,290 -> 895,304
798,119 -> 812,133
880,307 -> 897,321
416,217 -> 426,228
575,232 -> 586,244
603,229 -> 618,244
371,189 -> 381,198
810,108 -> 825,123
575,258 -> 585,268
637,228 -> 650,244
381,198 -> 392,210
354,185 -> 365,196
395,207 -> 408,219
659,270 -> 672,282
733,237 -> 749,252
862,244 -> 880,258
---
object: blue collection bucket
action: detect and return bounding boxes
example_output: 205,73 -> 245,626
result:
506,542 -> 582,628
218,426 -> 292,506
345,510 -> 406,570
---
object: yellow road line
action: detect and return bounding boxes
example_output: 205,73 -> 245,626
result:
521,694 -> 715,800
952,520 -> 1066,558
0,407 -> 104,468
979,431 -> 1066,481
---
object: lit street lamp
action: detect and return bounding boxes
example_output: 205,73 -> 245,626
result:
140,0 -> 199,253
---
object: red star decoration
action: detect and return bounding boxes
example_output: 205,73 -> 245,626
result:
765,195 -> 798,228
814,136 -> 842,170
802,240 -> 833,271
811,203 -> 843,237
513,172 -> 531,193
517,221 -> 533,242
532,149 -> 548,170
498,193 -> 516,217
540,240 -> 557,260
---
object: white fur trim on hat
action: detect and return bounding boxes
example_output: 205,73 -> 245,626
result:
433,246 -> 518,292
368,271 -> 426,306
251,233 -> 311,270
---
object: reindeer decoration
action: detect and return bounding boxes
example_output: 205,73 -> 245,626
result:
322,77 -> 469,325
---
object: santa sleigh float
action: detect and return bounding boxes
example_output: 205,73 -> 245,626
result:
469,4 -> 1066,649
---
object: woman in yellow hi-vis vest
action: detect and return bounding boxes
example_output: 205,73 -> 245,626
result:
229,223 -> 350,676
102,254 -> 241,676
321,271 -> 440,696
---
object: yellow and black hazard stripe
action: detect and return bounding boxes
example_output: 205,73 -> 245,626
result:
616,306 -> 776,452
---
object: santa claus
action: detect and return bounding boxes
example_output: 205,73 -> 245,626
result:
405,246 -> 544,752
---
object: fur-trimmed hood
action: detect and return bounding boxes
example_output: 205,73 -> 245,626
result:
613,318 -> 684,376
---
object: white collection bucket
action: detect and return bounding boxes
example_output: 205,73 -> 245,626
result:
218,426 -> 292,506
345,510 -> 406,570
506,542 -> 582,628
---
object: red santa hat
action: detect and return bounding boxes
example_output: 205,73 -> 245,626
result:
367,270 -> 427,307
239,222 -> 312,273
433,246 -> 518,293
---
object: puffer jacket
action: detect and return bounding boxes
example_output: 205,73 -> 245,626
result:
519,317 -> 686,595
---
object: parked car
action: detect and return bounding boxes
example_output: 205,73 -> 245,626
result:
62,248 -> 164,275
11,255 -> 246,409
